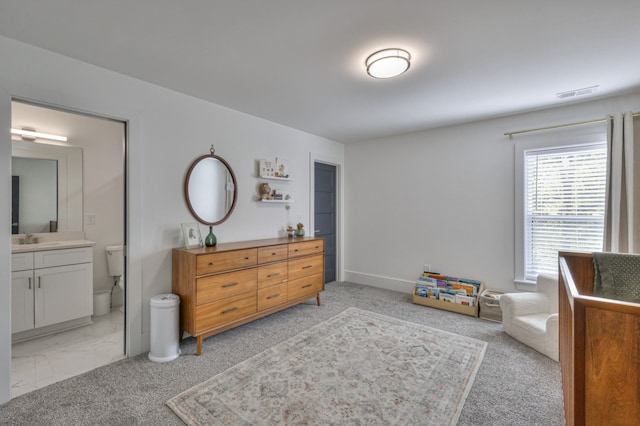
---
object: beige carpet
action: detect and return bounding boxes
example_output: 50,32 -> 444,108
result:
167,307 -> 487,425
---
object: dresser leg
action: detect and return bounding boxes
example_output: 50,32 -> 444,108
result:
316,293 -> 321,306
197,336 -> 203,356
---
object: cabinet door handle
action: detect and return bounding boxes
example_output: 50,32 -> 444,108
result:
222,282 -> 238,288
302,265 -> 312,269
267,293 -> 281,300
267,273 -> 280,278
302,284 -> 312,289
38,276 -> 41,288
222,307 -> 238,314
28,277 -> 31,290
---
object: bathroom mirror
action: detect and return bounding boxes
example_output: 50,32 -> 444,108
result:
184,148 -> 237,226
11,139 -> 83,234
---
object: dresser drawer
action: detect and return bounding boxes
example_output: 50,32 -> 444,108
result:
257,282 -> 288,311
288,239 -> 324,258
287,273 -> 324,301
257,262 -> 287,289
257,244 -> 288,264
196,269 -> 257,305
195,292 -> 257,333
196,249 -> 257,275
288,254 -> 324,281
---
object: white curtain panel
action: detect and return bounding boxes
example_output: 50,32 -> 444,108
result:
603,112 -> 640,253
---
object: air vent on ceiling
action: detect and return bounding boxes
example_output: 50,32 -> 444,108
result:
556,85 -> 599,99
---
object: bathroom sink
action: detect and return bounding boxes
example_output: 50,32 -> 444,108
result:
32,241 -> 63,247
12,239 -> 96,253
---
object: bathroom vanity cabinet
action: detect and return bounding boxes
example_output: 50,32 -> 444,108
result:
11,246 -> 94,341
172,237 -> 325,355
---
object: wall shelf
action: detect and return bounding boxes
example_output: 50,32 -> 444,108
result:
259,199 -> 294,204
259,175 -> 294,182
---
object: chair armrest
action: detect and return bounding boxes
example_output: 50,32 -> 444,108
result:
545,313 -> 560,362
499,292 -> 549,316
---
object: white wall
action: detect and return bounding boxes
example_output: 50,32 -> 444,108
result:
0,35 -> 344,404
344,91 -> 640,294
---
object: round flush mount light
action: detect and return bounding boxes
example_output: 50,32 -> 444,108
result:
365,48 -> 411,79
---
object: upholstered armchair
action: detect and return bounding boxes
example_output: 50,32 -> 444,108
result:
499,274 -> 559,362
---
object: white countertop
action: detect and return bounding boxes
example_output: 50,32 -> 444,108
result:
12,239 -> 96,253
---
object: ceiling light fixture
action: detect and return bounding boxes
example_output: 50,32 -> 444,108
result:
11,128 -> 68,142
366,48 -> 411,79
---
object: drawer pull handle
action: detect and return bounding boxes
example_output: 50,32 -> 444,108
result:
222,307 -> 238,314
245,257 -> 250,260
208,262 -> 214,266
302,284 -> 313,289
302,265 -> 312,269
223,282 -> 238,288
294,249 -> 299,252
28,277 -> 32,290
271,252 -> 277,256
38,276 -> 41,289
267,273 -> 280,278
267,293 -> 281,299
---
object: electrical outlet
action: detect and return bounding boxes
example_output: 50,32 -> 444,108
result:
424,264 -> 432,273
86,213 -> 96,225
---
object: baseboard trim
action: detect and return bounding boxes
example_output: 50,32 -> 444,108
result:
12,316 -> 93,344
344,270 -> 415,294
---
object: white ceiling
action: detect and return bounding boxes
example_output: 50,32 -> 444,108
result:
2,1 -> 640,143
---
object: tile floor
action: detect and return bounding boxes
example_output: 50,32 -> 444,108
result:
11,309 -> 125,398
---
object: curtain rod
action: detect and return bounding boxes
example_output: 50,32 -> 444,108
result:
504,112 -> 640,139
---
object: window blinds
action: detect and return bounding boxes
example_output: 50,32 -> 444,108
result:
524,143 -> 607,280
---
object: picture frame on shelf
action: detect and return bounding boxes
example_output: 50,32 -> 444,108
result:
181,222 -> 203,249
259,159 -> 275,177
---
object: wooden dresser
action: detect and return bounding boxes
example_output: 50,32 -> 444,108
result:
172,237 -> 325,355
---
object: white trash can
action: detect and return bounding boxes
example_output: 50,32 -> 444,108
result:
93,290 -> 111,316
148,294 -> 181,363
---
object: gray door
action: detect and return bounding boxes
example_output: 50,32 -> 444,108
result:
314,162 -> 336,283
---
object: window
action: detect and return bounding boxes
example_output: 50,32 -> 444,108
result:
523,144 -> 607,280
514,125 -> 608,285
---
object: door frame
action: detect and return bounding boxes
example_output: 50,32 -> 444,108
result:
309,153 -> 344,283
6,97 -> 141,356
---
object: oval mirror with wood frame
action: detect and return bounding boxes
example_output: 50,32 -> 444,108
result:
184,146 -> 237,226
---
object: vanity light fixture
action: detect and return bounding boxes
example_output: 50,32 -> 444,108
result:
366,48 -> 411,79
11,128 -> 68,142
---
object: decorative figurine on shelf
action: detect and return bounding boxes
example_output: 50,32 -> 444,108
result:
205,226 -> 217,247
294,222 -> 305,237
287,226 -> 295,237
259,182 -> 272,200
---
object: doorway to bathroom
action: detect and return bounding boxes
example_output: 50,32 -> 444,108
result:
10,100 -> 127,397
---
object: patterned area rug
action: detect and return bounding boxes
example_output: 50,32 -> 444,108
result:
166,307 -> 487,425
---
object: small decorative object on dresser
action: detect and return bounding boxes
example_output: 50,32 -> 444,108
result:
204,226 -> 217,247
181,222 -> 203,249
172,237 -> 325,355
294,222 -> 305,237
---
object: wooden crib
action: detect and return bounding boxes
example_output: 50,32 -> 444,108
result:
558,251 -> 640,425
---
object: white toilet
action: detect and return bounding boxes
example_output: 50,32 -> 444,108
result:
105,244 -> 125,311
